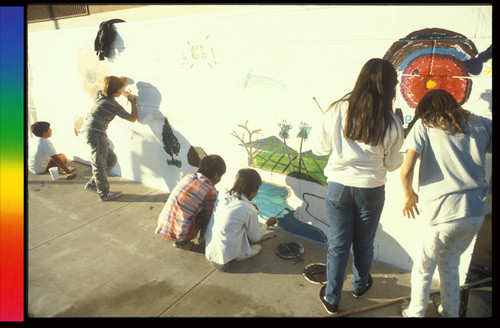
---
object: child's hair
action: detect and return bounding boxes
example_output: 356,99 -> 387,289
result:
102,76 -> 125,97
31,121 -> 51,137
407,89 -> 475,135
336,58 -> 399,146
198,154 -> 226,182
229,168 -> 262,200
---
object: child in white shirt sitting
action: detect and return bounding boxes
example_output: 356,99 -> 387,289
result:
28,121 -> 76,179
205,168 -> 277,271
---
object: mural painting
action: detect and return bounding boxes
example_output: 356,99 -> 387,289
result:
182,35 -> 220,69
230,26 -> 493,244
28,5 -> 491,274
384,28 -> 492,124
232,119 -> 329,242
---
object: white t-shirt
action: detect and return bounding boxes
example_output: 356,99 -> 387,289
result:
403,116 -> 492,225
28,137 -> 57,174
311,100 -> 405,188
205,189 -> 268,265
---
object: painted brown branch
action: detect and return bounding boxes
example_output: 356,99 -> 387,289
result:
232,120 -> 263,166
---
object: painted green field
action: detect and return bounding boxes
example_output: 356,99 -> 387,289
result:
248,137 -> 328,185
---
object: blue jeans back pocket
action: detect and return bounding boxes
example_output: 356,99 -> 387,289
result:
358,185 -> 385,208
327,182 -> 345,202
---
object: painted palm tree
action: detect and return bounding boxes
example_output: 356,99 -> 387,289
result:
296,122 -> 311,175
278,119 -> 295,173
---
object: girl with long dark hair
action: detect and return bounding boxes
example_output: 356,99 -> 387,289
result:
312,58 -> 404,314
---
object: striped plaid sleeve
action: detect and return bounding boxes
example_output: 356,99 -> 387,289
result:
201,186 -> 218,219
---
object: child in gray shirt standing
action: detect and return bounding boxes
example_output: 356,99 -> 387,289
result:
400,89 -> 492,317
81,76 -> 137,201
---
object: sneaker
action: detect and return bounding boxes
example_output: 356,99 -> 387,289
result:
319,285 -> 339,315
173,240 -> 194,250
352,274 -> 373,298
401,298 -> 410,317
99,191 -> 122,201
84,184 -> 97,192
431,294 -> 445,317
212,262 -> 228,272
235,244 -> 262,261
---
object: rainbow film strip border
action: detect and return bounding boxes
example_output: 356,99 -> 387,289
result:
0,6 -> 24,322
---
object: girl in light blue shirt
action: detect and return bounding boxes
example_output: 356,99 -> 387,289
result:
401,89 -> 492,317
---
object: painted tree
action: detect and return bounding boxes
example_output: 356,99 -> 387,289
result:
162,117 -> 181,167
231,120 -> 262,166
278,119 -> 295,173
296,122 -> 311,175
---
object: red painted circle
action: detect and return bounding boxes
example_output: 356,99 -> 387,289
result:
400,54 -> 471,107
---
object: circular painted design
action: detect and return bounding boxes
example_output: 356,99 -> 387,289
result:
384,28 -> 478,108
401,53 -> 472,107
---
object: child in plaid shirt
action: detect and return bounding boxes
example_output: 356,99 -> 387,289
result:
155,154 -> 226,250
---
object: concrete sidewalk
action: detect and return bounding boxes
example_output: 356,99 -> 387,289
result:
27,160 -> 489,318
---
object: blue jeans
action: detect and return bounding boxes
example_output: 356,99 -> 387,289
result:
84,131 -> 117,197
324,182 -> 385,305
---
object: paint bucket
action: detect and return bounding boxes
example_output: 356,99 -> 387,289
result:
48,167 -> 59,180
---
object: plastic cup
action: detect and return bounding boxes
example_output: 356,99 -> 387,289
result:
48,167 -> 59,180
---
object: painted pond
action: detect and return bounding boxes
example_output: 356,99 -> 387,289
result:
253,182 -> 327,243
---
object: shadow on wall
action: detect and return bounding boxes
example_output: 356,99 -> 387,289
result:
86,81 -> 209,193
125,81 -> 194,191
374,223 -> 412,270
122,82 -> 208,192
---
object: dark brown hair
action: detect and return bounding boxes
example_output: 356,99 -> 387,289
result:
408,89 -> 474,135
229,168 -> 262,200
198,154 -> 226,182
333,58 -> 399,146
31,121 -> 50,137
102,76 -> 125,97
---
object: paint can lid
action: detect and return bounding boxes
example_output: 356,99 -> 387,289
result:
275,241 -> 304,259
303,263 -> 326,285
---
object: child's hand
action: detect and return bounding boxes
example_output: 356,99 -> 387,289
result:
124,88 -> 136,102
402,192 -> 419,219
265,216 -> 278,227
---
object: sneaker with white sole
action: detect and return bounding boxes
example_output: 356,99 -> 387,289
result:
401,298 -> 409,317
352,274 -> 373,298
99,191 -> 122,201
235,244 -> 262,261
320,285 -> 339,314
212,262 -> 228,272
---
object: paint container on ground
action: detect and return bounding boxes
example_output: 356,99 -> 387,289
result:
49,167 -> 59,180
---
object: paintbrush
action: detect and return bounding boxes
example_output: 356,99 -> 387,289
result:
274,208 -> 286,218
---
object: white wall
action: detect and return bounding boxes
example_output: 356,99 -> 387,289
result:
28,5 -> 492,281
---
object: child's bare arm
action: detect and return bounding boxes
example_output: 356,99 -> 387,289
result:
50,155 -> 76,179
123,88 -> 137,122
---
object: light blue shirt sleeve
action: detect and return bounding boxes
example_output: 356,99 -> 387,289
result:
402,119 -> 427,155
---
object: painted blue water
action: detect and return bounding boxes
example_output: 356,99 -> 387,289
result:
253,183 -> 327,243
